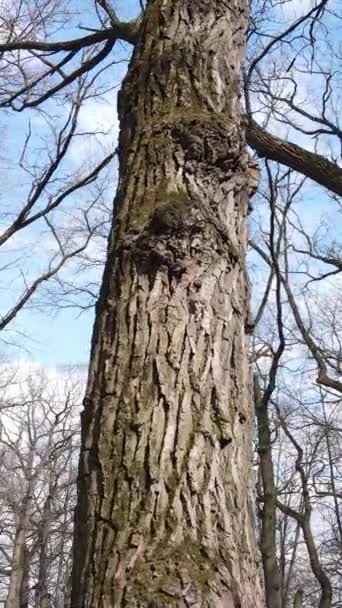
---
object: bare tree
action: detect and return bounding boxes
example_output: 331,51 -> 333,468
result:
0,367 -> 81,608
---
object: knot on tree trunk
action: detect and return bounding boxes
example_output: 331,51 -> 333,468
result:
172,117 -> 243,173
119,193 -> 242,277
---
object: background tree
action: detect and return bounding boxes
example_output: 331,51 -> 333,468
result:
0,368 -> 81,608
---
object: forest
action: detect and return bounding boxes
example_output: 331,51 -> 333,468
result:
0,0 -> 341,606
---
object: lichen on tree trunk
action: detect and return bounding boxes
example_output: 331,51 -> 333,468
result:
71,1 -> 263,606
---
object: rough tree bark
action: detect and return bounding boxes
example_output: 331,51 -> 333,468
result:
71,1 -> 263,606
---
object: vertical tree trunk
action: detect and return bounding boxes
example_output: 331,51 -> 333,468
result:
71,1 -> 263,606
55,464 -> 74,608
6,526 -> 29,608
63,565 -> 72,608
19,546 -> 29,608
6,464 -> 33,608
34,485 -> 52,608
254,378 -> 282,608
293,589 -> 303,608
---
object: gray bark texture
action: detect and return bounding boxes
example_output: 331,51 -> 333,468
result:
71,1 -> 264,606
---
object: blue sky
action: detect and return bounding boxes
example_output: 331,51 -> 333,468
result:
0,0 -> 141,366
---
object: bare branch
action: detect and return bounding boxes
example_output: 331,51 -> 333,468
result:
247,119 -> 342,198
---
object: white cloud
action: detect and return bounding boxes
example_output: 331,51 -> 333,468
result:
280,0 -> 317,18
69,93 -> 119,166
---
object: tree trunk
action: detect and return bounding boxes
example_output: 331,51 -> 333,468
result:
6,465 -> 33,608
293,589 -> 303,608
34,486 -> 52,608
55,463 -> 74,608
254,378 -> 282,608
19,545 -> 29,608
71,1 -> 263,606
6,516 -> 31,608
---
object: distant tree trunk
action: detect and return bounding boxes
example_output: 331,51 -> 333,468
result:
6,504 -> 30,608
19,546 -> 29,608
254,377 -> 282,608
293,588 -> 303,608
55,464 -> 74,608
71,1 -> 263,606
34,482 -> 53,608
6,460 -> 33,608
63,566 -> 72,608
